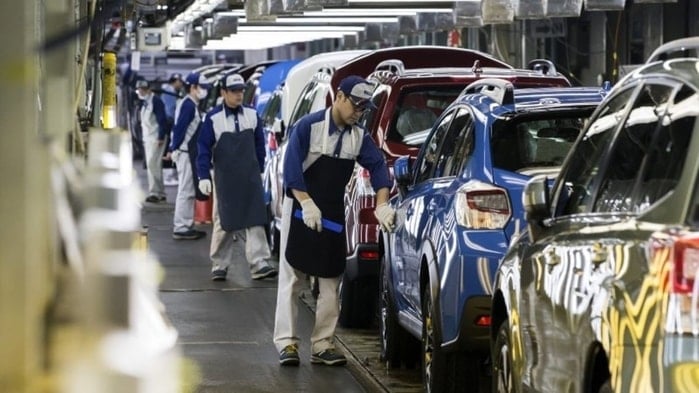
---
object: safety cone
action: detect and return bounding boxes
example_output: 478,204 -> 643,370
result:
194,198 -> 212,224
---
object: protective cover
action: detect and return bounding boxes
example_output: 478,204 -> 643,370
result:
482,0 -> 515,24
546,0 -> 583,17
454,0 -> 483,27
584,0 -> 625,10
515,0 -> 545,19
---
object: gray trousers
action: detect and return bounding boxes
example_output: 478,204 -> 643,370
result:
209,175 -> 271,272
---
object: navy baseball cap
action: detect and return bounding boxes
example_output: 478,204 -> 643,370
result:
168,72 -> 182,82
338,75 -> 376,109
184,72 -> 211,89
135,79 -> 149,89
223,73 -> 246,91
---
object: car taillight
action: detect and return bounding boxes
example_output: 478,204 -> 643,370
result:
357,168 -> 375,196
454,181 -> 511,229
666,235 -> 699,336
268,132 -> 278,151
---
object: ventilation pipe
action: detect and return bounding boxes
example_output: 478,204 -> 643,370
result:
482,0 -> 515,24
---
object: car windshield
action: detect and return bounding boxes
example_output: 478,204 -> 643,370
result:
490,112 -> 592,171
389,87 -> 462,146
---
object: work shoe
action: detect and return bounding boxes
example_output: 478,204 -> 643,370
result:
310,349 -> 346,366
172,229 -> 206,240
145,195 -> 164,203
279,344 -> 300,366
251,264 -> 278,280
211,268 -> 228,281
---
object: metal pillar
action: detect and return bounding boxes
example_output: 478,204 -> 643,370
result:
0,0 -> 58,390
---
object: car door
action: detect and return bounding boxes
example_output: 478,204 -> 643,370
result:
518,86 -> 636,391
393,110 -> 456,314
521,82 -> 682,392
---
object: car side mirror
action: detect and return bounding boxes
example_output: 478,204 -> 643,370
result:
523,175 -> 551,242
393,156 -> 411,197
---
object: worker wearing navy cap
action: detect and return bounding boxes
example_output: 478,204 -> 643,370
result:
273,75 -> 395,367
169,72 -> 210,240
196,73 -> 277,282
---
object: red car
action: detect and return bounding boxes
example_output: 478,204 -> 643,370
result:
340,58 -> 572,327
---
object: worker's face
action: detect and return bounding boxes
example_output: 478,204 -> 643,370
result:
136,87 -> 149,100
222,88 -> 244,108
336,91 -> 368,125
173,80 -> 183,90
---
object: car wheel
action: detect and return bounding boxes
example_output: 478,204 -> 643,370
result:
339,275 -> 378,328
379,257 -> 402,367
422,286 -> 448,393
492,321 -> 513,393
598,380 -> 612,393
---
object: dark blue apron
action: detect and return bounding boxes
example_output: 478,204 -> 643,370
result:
285,154 -> 355,278
213,131 -> 267,232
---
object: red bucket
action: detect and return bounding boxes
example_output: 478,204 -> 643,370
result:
194,198 -> 213,224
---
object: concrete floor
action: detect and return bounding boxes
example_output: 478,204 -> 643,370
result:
143,197 -> 373,393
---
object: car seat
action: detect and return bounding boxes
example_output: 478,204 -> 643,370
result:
396,107 -> 437,138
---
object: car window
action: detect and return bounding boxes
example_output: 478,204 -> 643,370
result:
449,113 -> 475,176
288,81 -> 322,129
389,87 -> 462,146
415,111 -> 454,183
433,108 -> 473,178
595,84 -> 696,213
593,83 -> 675,213
359,90 -> 386,132
491,114 -> 589,172
261,92 -> 281,128
554,87 -> 636,216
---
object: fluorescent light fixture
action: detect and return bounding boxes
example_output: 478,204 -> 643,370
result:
239,16 -> 399,24
202,31 -> 353,50
238,25 -> 365,32
302,8 -> 449,16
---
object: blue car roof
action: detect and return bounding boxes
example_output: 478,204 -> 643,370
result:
459,86 -> 607,115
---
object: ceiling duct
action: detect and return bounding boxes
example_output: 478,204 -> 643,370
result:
211,13 -> 238,38
245,0 -> 281,21
398,15 -> 417,35
308,0 -> 349,6
382,22 -> 400,43
546,0 -> 583,17
482,0 -> 515,24
584,0 -> 625,10
515,0 -> 545,19
365,23 -> 382,42
417,12 -> 454,32
344,34 -> 358,48
283,0 -> 316,11
453,0 -> 483,27
185,25 -> 204,49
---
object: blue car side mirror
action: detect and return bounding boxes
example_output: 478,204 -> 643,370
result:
394,156 -> 411,188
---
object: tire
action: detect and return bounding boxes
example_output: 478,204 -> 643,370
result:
598,380 -> 612,393
379,257 -> 402,367
339,275 -> 379,328
422,286 -> 448,393
492,321 -> 514,393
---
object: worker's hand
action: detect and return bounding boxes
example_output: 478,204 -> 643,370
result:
300,198 -> 322,232
374,203 -> 396,232
198,179 -> 212,196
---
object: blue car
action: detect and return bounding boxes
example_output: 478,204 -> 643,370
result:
379,79 -> 609,393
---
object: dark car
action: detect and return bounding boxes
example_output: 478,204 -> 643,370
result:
381,80 -> 607,393
490,39 -> 699,393
341,61 -> 573,328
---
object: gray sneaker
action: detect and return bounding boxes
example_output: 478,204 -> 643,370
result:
279,344 -> 300,366
211,268 -> 228,281
251,264 -> 277,280
310,349 -> 346,366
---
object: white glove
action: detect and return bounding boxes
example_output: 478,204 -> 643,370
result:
300,198 -> 322,232
199,179 -> 212,196
374,203 -> 396,232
